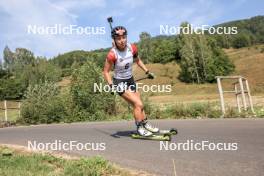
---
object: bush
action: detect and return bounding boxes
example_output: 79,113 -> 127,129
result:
68,61 -> 116,122
20,81 -> 65,124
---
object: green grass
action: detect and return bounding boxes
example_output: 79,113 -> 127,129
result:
0,109 -> 20,122
0,146 -> 132,176
254,106 -> 264,117
145,101 -> 259,119
0,101 -> 20,122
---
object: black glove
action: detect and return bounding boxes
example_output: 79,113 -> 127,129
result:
109,84 -> 116,95
146,70 -> 155,79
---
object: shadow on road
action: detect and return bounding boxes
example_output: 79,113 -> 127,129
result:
94,128 -> 134,139
111,131 -> 135,138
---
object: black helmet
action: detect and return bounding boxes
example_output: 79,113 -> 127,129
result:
111,26 -> 127,38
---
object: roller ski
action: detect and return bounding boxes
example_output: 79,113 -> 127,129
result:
131,119 -> 176,141
131,133 -> 171,141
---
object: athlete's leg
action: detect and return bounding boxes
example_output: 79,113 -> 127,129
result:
121,90 -> 145,122
121,90 -> 154,136
133,91 -> 146,120
132,91 -> 159,132
122,90 -> 159,132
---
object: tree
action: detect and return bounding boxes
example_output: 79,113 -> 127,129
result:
14,48 -> 35,65
177,22 -> 235,83
1,47 -> 62,100
232,31 -> 251,48
138,32 -> 152,63
3,47 -> 35,72
0,78 -> 25,100
194,34 -> 213,82
213,34 -> 231,49
151,38 -> 177,63
178,22 -> 200,83
0,60 -> 7,79
3,46 -> 14,70
206,38 -> 235,82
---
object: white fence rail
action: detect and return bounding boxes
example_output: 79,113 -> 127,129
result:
216,76 -> 255,117
0,100 -> 21,122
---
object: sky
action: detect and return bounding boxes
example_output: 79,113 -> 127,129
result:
0,0 -> 263,60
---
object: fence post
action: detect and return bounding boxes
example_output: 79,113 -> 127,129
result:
18,101 -> 21,119
239,78 -> 247,110
217,77 -> 225,117
4,100 -> 7,121
234,84 -> 241,113
245,80 -> 255,113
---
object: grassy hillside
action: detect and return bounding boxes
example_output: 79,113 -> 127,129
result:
214,15 -> 264,44
224,45 -> 264,93
55,44 -> 264,106
134,44 -> 264,95
141,45 -> 264,105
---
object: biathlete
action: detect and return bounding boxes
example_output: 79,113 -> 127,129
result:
103,26 -> 159,137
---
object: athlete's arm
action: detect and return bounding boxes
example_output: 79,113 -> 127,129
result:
136,57 -> 149,73
103,59 -> 113,85
131,43 -> 150,73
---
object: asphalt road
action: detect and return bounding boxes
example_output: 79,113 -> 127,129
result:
0,118 -> 263,176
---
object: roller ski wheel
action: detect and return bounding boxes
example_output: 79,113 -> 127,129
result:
131,133 -> 171,141
156,128 -> 178,135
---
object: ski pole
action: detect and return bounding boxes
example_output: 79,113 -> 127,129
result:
134,76 -> 150,82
